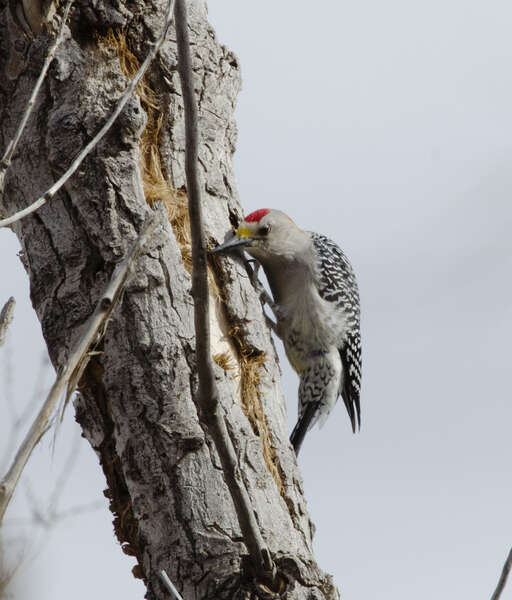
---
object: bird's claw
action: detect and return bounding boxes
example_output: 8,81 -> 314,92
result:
245,259 -> 283,337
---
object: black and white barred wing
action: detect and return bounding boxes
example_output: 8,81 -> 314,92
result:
310,232 -> 362,431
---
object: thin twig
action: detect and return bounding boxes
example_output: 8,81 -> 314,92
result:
491,547 -> 512,600
47,426 -> 82,512
0,0 -> 176,228
5,498 -> 103,528
0,0 -> 74,202
0,209 -> 162,525
0,297 -> 15,347
159,570 -> 184,600
1,354 -> 50,473
173,0 -> 276,587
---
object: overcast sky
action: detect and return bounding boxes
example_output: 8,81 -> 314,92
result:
1,1 -> 512,599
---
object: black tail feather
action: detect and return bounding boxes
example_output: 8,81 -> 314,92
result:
355,392 -> 361,430
290,403 -> 318,456
342,381 -> 359,433
340,350 -> 361,433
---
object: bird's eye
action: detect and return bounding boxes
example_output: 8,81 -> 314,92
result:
258,224 -> 271,236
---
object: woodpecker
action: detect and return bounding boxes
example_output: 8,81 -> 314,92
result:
211,208 -> 361,455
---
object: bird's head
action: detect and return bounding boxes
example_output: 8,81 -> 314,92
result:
211,208 -> 306,261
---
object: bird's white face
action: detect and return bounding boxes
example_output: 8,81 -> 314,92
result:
211,208 -> 309,263
235,209 -> 275,256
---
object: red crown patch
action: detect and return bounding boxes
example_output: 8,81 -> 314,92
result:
245,208 -> 270,223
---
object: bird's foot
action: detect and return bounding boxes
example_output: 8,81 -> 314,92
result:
245,260 -> 283,338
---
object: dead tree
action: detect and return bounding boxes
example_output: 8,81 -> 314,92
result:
0,0 -> 340,597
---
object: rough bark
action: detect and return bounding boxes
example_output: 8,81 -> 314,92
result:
0,0 -> 340,598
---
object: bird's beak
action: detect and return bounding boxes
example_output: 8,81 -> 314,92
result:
210,234 -> 253,255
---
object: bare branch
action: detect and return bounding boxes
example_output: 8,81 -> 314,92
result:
491,547 -> 512,600
159,570 -> 184,600
0,0 -> 176,229
174,0 -> 277,587
0,297 -> 15,347
0,0 -> 74,202
0,209 -> 162,525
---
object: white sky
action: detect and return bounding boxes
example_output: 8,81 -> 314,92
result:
1,1 -> 512,599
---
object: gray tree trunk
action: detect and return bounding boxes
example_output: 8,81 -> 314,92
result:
0,0 -> 340,598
